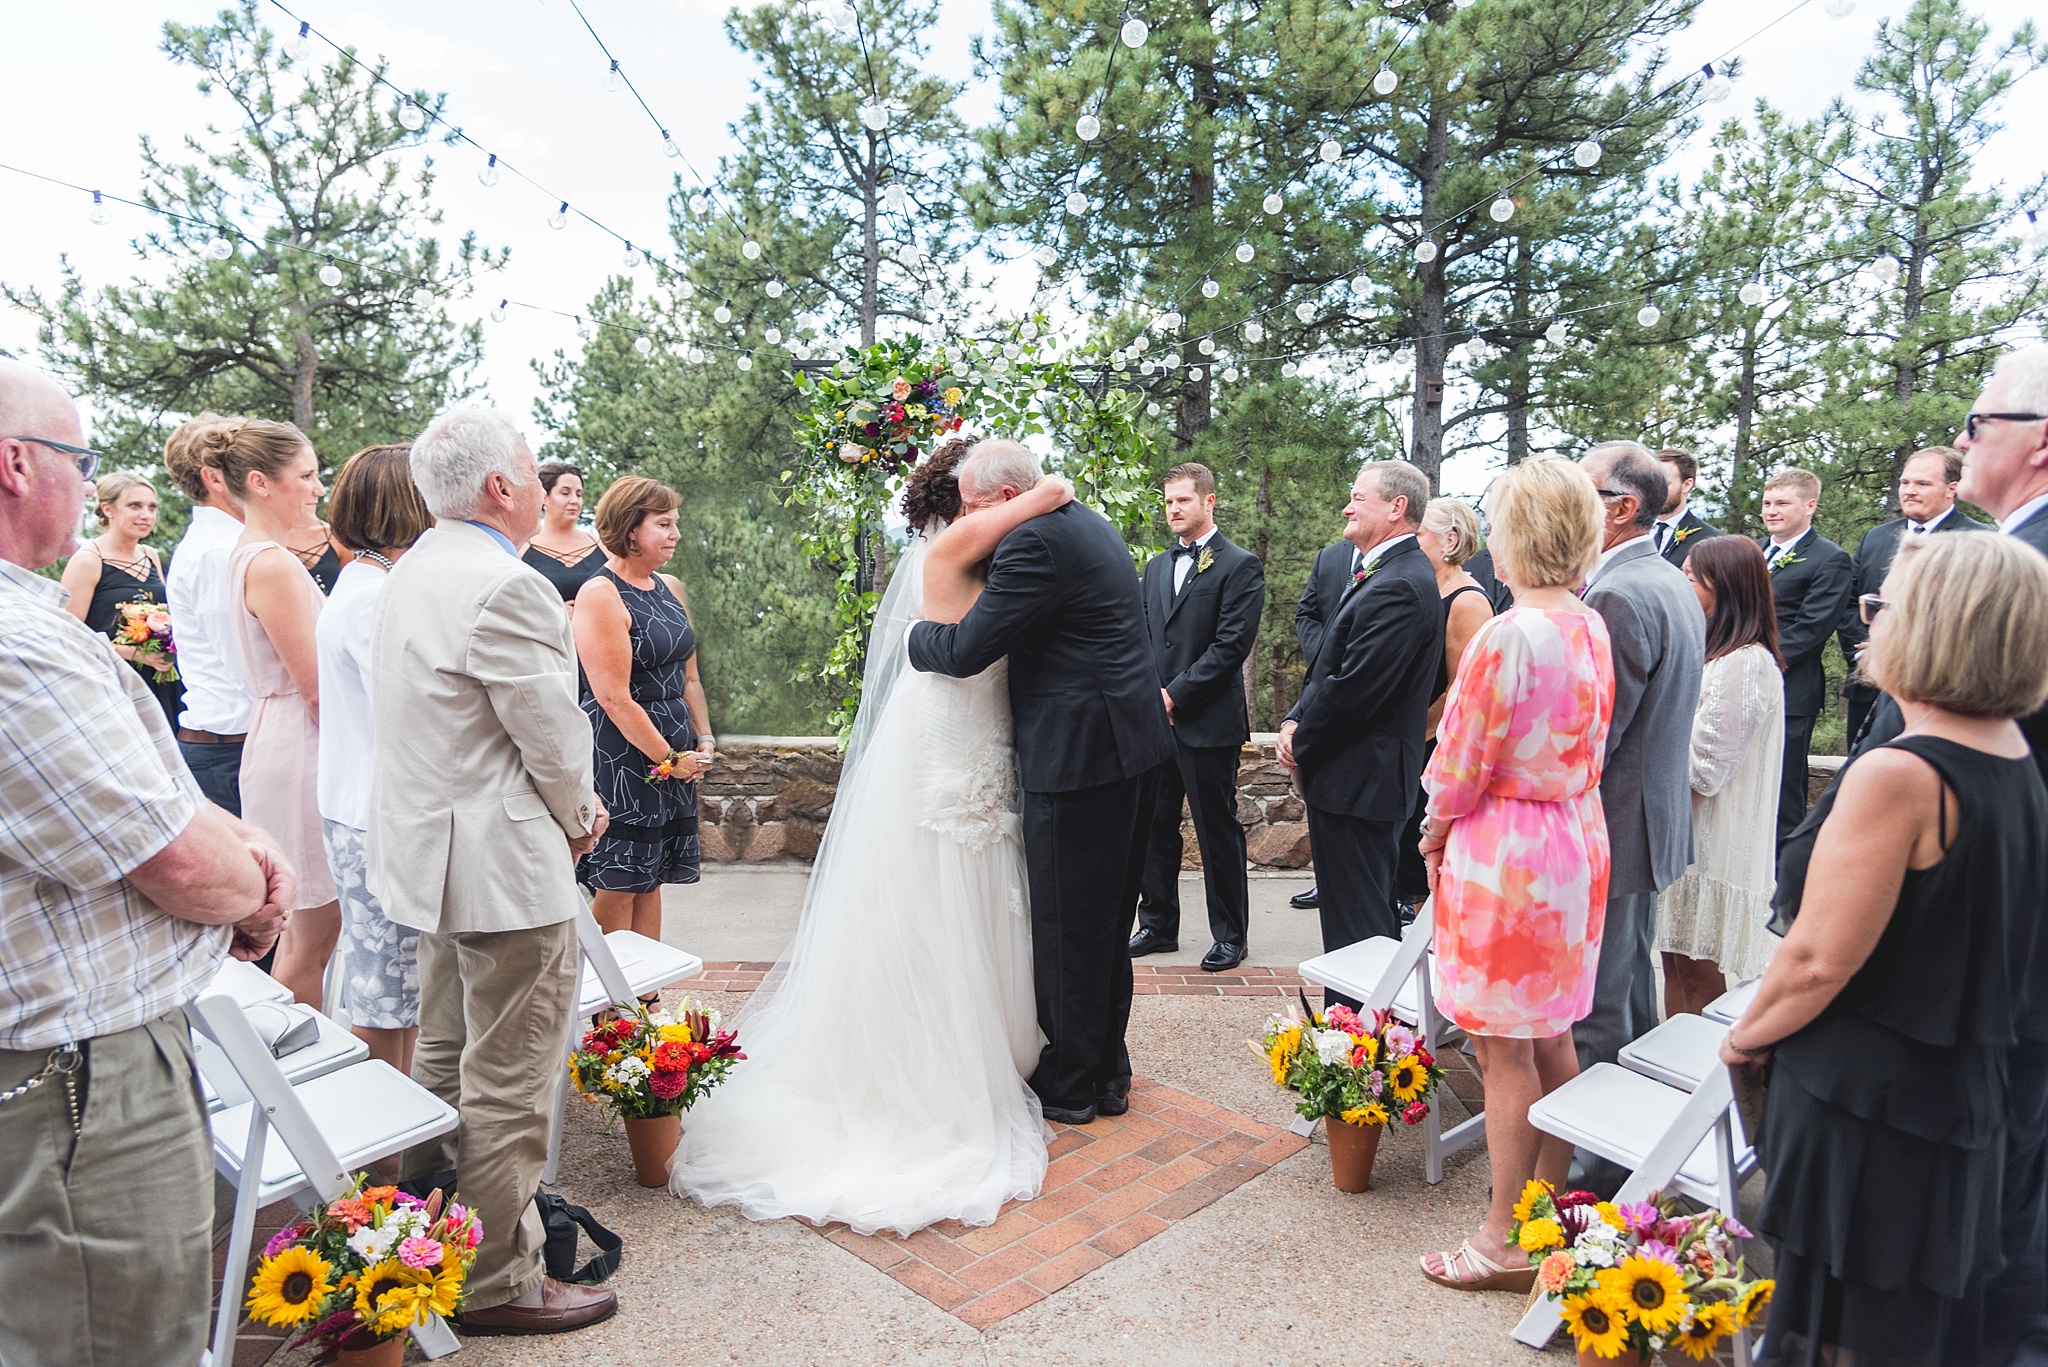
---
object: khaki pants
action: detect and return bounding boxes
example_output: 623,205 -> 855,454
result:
403,921 -> 576,1310
0,1013 -> 213,1367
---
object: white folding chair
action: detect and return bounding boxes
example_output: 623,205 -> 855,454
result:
206,957 -> 294,1009
1515,1064 -> 1754,1364
193,1005 -> 367,1112
539,896 -> 705,1185
1703,978 -> 1760,1024
186,993 -> 463,1367
1296,899 -> 1484,1184
1619,1012 -> 1729,1093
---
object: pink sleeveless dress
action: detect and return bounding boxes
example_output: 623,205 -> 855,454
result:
230,541 -> 335,909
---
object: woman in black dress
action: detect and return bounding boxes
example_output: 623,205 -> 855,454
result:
572,475 -> 715,971
524,461 -> 607,609
1723,532 -> 2048,1365
60,471 -> 185,725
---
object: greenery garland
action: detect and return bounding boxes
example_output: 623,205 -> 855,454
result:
787,327 -> 1155,734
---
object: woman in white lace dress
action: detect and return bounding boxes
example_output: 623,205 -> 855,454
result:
1656,535 -> 1786,1016
668,444 -> 1070,1236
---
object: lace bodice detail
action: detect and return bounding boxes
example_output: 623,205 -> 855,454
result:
1689,645 -> 1780,797
913,658 -> 1021,851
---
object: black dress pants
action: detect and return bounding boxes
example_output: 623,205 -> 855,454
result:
1022,769 -> 1156,1112
1304,802 -> 1402,1008
1778,712 -> 1817,843
1136,744 -> 1250,949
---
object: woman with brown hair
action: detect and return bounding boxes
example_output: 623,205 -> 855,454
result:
523,460 -> 606,608
1654,534 -> 1785,1016
204,417 -> 340,1006
61,471 -> 185,725
572,475 -> 714,959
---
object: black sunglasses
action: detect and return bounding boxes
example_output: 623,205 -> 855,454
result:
1858,593 -> 1888,625
3,434 -> 103,481
1964,412 -> 2047,441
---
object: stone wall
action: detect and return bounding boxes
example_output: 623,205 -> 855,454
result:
701,735 -> 1311,869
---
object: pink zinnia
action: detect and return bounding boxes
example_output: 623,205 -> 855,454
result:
262,1225 -> 306,1259
1617,1200 -> 1661,1234
649,1070 -> 687,1100
397,1236 -> 444,1270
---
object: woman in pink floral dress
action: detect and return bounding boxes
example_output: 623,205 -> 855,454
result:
1416,457 -> 1613,1294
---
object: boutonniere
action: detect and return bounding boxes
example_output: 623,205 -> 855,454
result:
1773,550 -> 1805,569
1195,546 -> 1216,577
1672,525 -> 1698,544
1351,560 -> 1380,587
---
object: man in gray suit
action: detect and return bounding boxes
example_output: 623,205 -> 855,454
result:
1575,441 -> 1706,1080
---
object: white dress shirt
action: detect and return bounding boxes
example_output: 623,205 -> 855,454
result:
1905,505 -> 1955,536
165,505 -> 253,733
1653,512 -> 1684,554
1171,526 -> 1219,593
1765,532 -> 1804,567
315,559 -> 387,831
1359,532 -> 1416,578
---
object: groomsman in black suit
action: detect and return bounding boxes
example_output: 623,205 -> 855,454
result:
1130,463 -> 1267,970
1758,468 -> 1854,842
1286,536 -> 1362,912
1652,447 -> 1724,568
1278,461 -> 1443,1003
1837,446 -> 1989,743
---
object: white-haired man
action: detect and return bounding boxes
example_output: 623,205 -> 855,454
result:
368,404 -> 614,1335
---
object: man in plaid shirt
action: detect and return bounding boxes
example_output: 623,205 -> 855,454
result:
0,360 -> 296,1367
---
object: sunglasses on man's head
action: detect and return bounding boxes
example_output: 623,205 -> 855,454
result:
3,434 -> 103,481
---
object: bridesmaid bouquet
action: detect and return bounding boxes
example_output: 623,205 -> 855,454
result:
569,999 -> 745,1122
244,1176 -> 481,1351
113,599 -> 178,682
1510,1179 -> 1773,1360
1250,1000 -> 1444,1126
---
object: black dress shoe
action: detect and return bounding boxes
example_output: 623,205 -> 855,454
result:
1289,886 -> 1320,909
1128,928 -> 1178,956
1041,1102 -> 1097,1125
1098,1077 -> 1131,1116
1200,942 -> 1247,972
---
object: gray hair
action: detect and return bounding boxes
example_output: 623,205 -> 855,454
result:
410,404 -> 529,520
1584,439 -> 1664,531
957,439 -> 1043,498
1993,344 -> 2048,416
1361,459 -> 1430,527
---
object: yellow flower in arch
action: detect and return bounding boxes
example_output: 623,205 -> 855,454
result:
1669,1302 -> 1736,1360
246,1246 -> 335,1328
1559,1289 -> 1631,1358
1601,1255 -> 1690,1334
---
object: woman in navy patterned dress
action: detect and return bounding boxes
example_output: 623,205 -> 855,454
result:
572,477 -> 714,970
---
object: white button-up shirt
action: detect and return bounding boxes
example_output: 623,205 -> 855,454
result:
165,505 -> 253,733
1171,526 -> 1219,593
316,558 -> 387,831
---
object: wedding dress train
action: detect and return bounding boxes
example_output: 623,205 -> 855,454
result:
667,533 -> 1048,1236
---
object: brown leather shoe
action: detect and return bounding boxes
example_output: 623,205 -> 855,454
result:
456,1278 -> 618,1336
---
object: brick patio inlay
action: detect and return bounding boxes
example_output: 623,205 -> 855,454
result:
695,963 -> 1306,997
809,1076 -> 1307,1328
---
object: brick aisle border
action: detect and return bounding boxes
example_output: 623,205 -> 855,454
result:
695,963 -> 1306,997
809,1077 -> 1308,1329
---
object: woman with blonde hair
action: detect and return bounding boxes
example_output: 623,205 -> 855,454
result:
204,418 -> 340,1006
1725,532 -> 2048,1362
1417,457 -> 1614,1292
61,471 -> 185,725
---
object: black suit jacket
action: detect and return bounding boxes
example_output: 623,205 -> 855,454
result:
1294,540 -> 1357,672
1763,527 -> 1854,717
1660,509 -> 1723,568
1140,532 -> 1266,749
1284,537 -> 1444,822
1838,508 -> 1992,705
908,501 -> 1173,794
1461,547 -> 1515,615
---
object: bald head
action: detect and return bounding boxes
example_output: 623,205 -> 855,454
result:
0,359 -> 78,438
0,360 -> 88,571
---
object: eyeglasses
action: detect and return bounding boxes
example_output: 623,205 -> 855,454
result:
1594,488 -> 1628,501
1858,593 -> 1888,626
1964,412 -> 2047,441
3,434 -> 103,481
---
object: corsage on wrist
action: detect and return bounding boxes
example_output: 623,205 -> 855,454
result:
646,750 -> 692,784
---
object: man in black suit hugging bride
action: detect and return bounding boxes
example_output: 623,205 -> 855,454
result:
909,441 -> 1174,1125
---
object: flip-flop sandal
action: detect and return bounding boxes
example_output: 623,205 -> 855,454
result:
1419,1239 -> 1537,1293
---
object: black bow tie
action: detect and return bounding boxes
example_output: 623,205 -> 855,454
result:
1172,542 -> 1201,558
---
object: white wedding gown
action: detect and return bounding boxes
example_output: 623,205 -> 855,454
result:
668,531 -> 1049,1236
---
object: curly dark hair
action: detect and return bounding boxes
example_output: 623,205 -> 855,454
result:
900,437 -> 974,529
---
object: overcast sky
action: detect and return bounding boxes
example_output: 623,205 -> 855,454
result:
4,0 -> 2043,500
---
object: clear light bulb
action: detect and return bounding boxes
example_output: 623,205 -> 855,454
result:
688,193 -> 710,216
2025,212 -> 2048,249
1120,16 -> 1149,48
737,354 -> 754,371
1243,321 -> 1264,343
1032,244 -> 1057,267
1002,341 -> 1022,360
1489,196 -> 1515,222
765,279 -> 785,298
604,61 -> 624,94
1201,278 -> 1220,298
1112,356 -> 1127,371
489,300 -> 508,322
825,0 -> 857,34
1222,366 -> 1239,383
1281,361 -> 1298,377
662,133 -> 681,159
1372,68 -> 1398,96
1701,64 -> 1732,103
1139,359 -> 1155,376
1145,401 -> 1161,416
1076,113 -> 1102,142
548,203 -> 569,230
1415,240 -> 1439,263
1573,139 -> 1602,168
1546,319 -> 1568,345
1065,190 -> 1087,215
1188,366 -> 1203,381
397,99 -> 426,132
1198,337 -> 1215,355
1824,0 -> 1854,16
576,317 -> 592,340
1262,191 -> 1284,215
1159,311 -> 1180,331
635,334 -> 653,354
1636,302 -> 1662,327
1162,353 -> 1181,370
205,235 -> 234,261
88,191 -> 111,226
286,22 -> 311,62
1319,139 -> 1342,164
1872,253 -> 1902,283
860,102 -> 889,132
1350,275 -> 1370,293
791,340 -> 810,359
1235,242 -> 1255,263
676,280 -> 695,299
1295,301 -> 1315,322
620,243 -> 642,268
765,326 -> 782,344
478,154 -> 500,187
1131,333 -> 1148,352
318,261 -> 343,288
688,347 -> 706,364
412,283 -> 433,308
714,304 -> 733,323
742,240 -> 762,260
1739,281 -> 1767,307
883,183 -> 909,211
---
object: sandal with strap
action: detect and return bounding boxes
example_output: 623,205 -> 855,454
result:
1419,1239 -> 1537,1293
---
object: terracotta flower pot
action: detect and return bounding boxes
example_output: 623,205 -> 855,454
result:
334,1334 -> 405,1367
1324,1115 -> 1382,1192
1575,1347 -> 1652,1367
624,1112 -> 681,1187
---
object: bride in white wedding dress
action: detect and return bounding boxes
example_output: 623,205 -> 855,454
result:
668,448 -> 1073,1236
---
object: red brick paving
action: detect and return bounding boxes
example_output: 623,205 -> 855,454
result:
807,1076 -> 1306,1328
697,963 -> 1307,996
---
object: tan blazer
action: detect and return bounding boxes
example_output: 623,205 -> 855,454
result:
367,520 -> 595,934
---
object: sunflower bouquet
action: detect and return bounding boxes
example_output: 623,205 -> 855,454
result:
1250,1001 -> 1444,1125
1510,1179 -> 1773,1360
244,1177 -> 482,1350
568,999 -> 744,1123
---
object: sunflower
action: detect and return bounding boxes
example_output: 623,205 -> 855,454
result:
1339,1103 -> 1390,1126
1512,1179 -> 1551,1226
1387,1055 -> 1428,1102
1601,1255 -> 1690,1334
1669,1302 -> 1736,1360
1516,1216 -> 1565,1254
1559,1289 -> 1632,1358
1733,1278 -> 1774,1327
353,1258 -> 433,1335
416,1258 -> 466,1317
246,1246 -> 335,1328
